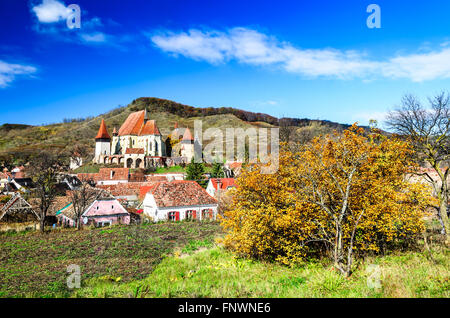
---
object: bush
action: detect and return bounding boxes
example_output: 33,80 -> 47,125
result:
221,125 -> 431,275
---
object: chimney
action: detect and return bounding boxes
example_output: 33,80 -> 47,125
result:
144,107 -> 150,124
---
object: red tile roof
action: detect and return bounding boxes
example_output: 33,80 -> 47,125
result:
146,180 -> 217,208
227,162 -> 242,170
95,119 -> 111,139
98,182 -> 158,197
139,185 -> 156,200
125,148 -> 145,154
117,110 -> 163,137
210,178 -> 237,190
118,110 -> 145,136
78,168 -> 130,182
182,128 -> 193,141
139,120 -> 161,136
0,172 -> 10,179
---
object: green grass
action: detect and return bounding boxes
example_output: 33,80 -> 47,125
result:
152,166 -> 187,174
1,220 -> 448,298
0,222 -> 222,297
70,244 -> 449,298
73,162 -> 123,173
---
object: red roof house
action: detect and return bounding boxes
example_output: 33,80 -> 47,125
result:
142,180 -> 218,222
206,178 -> 237,197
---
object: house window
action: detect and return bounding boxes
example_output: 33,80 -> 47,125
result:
201,209 -> 213,220
185,210 -> 197,220
168,211 -> 180,221
98,220 -> 112,227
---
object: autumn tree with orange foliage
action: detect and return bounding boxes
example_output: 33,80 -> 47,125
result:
221,125 -> 431,276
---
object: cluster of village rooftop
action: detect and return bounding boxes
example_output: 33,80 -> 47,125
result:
0,164 -> 239,231
0,109 -> 241,231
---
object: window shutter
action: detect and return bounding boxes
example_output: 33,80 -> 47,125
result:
175,211 -> 180,221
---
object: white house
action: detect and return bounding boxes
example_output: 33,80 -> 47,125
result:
142,180 -> 218,222
206,178 -> 237,197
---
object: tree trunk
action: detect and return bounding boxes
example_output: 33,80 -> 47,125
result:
334,223 -> 347,275
40,217 -> 45,233
439,199 -> 450,245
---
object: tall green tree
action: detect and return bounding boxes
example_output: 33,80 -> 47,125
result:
210,162 -> 225,178
186,157 -> 206,187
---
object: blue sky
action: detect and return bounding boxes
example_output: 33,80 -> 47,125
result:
1,0 -> 450,127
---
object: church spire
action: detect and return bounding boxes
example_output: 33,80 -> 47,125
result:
95,119 -> 111,140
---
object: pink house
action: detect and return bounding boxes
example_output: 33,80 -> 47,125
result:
81,199 -> 130,227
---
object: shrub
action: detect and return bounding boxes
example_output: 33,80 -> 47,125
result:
221,125 -> 431,275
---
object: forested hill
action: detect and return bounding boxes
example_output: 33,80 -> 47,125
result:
0,97 -> 364,164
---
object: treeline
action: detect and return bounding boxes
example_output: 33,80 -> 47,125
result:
131,97 -> 356,130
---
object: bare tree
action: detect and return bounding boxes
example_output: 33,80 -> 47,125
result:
68,180 -> 101,230
278,117 -> 294,143
386,93 -> 450,243
30,151 -> 67,233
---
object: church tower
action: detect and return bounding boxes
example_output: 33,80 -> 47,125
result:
95,119 -> 111,160
180,127 -> 195,162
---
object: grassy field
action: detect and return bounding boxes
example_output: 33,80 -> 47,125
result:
0,222 -> 221,297
73,245 -> 449,298
0,222 -> 448,298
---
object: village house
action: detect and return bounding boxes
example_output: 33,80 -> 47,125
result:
10,166 -> 26,178
224,161 -> 242,177
82,198 -> 130,227
78,167 -> 130,185
57,197 -> 130,227
97,181 -> 159,204
9,177 -> 34,193
0,170 -> 10,190
142,180 -> 218,222
0,193 -> 40,232
206,178 -> 237,198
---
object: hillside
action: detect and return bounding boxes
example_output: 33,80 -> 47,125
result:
0,97 -> 361,164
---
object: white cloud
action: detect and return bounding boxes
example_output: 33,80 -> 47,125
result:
0,61 -> 37,88
32,0 -> 71,23
151,27 -> 450,82
80,32 -> 107,43
383,49 -> 450,82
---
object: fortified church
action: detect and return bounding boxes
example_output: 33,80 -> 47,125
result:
93,108 -> 195,168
